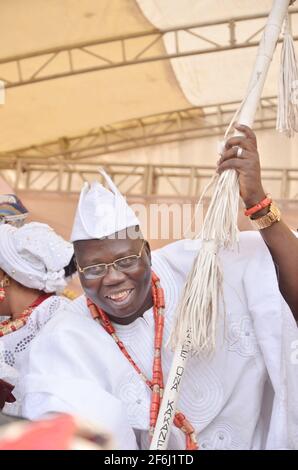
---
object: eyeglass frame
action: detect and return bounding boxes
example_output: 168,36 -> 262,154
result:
76,240 -> 146,280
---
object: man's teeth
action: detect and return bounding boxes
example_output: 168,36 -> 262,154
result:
108,290 -> 131,301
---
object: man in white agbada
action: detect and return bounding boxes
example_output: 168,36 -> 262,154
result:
0,222 -> 75,416
20,170 -> 298,449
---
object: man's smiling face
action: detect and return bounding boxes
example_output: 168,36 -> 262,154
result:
74,228 -> 152,325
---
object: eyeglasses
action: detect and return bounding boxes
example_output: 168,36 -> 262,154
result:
77,241 -> 145,280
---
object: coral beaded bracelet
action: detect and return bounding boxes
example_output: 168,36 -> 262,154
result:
244,195 -> 272,217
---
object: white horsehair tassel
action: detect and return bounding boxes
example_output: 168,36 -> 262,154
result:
170,0 -> 293,354
276,14 -> 298,137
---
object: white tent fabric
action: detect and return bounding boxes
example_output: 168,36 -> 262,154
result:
0,0 -> 189,152
136,0 -> 292,106
0,1 -> 297,203
0,0 -> 297,153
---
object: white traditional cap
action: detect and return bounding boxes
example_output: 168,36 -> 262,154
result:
0,222 -> 74,293
70,169 -> 140,242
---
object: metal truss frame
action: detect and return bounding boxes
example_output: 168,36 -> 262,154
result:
0,95 -> 279,162
0,9 -> 297,88
0,159 -> 297,199
0,9 -> 297,197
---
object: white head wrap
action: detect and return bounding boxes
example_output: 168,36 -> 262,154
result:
0,222 -> 74,293
71,169 -> 140,242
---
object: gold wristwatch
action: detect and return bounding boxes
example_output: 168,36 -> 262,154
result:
250,202 -> 281,230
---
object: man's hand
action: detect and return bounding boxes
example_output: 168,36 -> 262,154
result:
217,124 -> 267,209
217,124 -> 298,321
0,379 -> 16,410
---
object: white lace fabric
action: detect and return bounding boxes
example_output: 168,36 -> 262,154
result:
0,295 -> 71,416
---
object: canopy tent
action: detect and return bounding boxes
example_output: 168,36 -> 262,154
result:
0,1 -> 297,150
0,0 -> 297,233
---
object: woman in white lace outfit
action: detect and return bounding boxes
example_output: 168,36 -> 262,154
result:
0,222 -> 75,416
